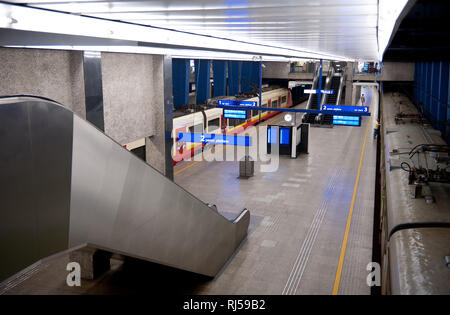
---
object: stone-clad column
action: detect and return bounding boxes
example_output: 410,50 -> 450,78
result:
345,62 -> 354,105
146,55 -> 174,180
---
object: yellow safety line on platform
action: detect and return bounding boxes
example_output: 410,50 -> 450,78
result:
174,160 -> 202,175
332,91 -> 374,295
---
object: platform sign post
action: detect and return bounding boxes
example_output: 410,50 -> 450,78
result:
178,132 -> 252,146
259,60 -> 262,124
304,89 -> 334,94
218,100 -> 257,121
321,105 -> 369,127
318,59 -> 323,107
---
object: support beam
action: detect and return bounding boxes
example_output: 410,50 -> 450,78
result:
172,59 -> 190,109
83,51 -> 105,131
431,62 -> 439,128
318,59 -> 323,106
194,59 -> 211,104
344,62 -> 354,105
241,61 -> 259,93
439,62 -> 449,140
212,60 -> 227,97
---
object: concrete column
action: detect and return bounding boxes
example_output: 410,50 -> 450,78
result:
352,84 -> 358,106
194,59 -> 211,104
172,58 -> 190,109
213,60 -> 227,97
0,47 -> 86,118
146,55 -> 174,180
344,62 -> 354,105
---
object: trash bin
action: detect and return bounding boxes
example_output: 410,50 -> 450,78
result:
239,155 -> 254,178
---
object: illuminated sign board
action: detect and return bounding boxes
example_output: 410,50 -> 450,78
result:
332,115 -> 361,126
178,133 -> 251,146
322,105 -> 369,113
267,126 -> 291,145
304,89 -> 334,94
223,109 -> 248,119
322,105 -> 366,127
218,100 -> 257,107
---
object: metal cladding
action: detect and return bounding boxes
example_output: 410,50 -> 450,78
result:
0,96 -> 250,282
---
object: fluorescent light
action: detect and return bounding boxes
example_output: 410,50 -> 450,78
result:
0,2 -> 354,62
4,45 -> 298,62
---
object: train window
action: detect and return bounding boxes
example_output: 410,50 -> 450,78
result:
262,103 -> 267,107
282,96 -> 287,104
272,100 -> 278,108
207,118 -> 220,132
189,123 -> 203,134
228,118 -> 246,127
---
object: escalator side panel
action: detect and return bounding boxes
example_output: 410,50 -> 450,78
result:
0,100 -> 73,282
69,115 -> 246,277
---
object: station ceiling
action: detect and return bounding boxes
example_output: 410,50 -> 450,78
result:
1,0 -> 412,61
384,0 -> 450,61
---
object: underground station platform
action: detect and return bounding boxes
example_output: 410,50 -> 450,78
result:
0,89 -> 378,295
1,0 -> 450,304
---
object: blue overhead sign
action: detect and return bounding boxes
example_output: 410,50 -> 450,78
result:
322,105 -> 369,113
333,115 -> 361,127
223,109 -> 248,119
218,100 -> 257,107
304,89 -> 334,94
178,133 -> 252,146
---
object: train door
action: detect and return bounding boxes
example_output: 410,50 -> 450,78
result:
175,125 -> 187,162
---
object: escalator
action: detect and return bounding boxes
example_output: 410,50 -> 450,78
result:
303,75 -> 326,124
320,75 -> 342,125
0,96 -> 250,282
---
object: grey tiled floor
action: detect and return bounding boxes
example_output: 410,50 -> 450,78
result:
174,92 -> 378,295
1,92 -> 378,295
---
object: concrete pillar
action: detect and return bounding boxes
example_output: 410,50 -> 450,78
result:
172,58 -> 190,109
228,61 -> 242,96
194,59 -> 211,104
146,55 -> 174,180
213,60 -> 227,97
344,62 -> 354,105
0,47 -> 86,118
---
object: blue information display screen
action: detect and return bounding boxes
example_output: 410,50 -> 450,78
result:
322,105 -> 369,113
333,115 -> 361,126
223,109 -> 248,119
267,126 -> 278,144
267,126 -> 291,145
279,127 -> 291,145
218,100 -> 257,107
178,132 -> 251,146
